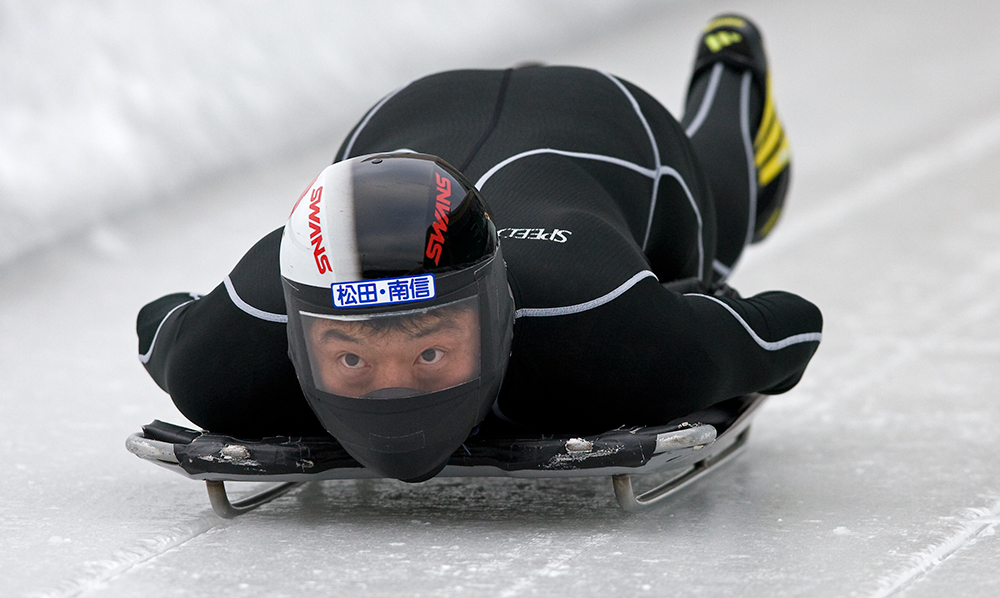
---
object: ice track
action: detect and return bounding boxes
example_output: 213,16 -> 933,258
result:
3,1 -> 1000,596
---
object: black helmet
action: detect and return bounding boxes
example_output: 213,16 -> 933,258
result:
280,153 -> 514,482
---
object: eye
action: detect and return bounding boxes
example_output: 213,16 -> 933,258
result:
339,353 -> 367,369
417,348 -> 444,365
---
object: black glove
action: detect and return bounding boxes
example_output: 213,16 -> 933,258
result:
662,277 -> 742,300
710,282 -> 741,300
662,277 -> 707,294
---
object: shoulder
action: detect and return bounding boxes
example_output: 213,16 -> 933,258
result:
226,227 -> 287,317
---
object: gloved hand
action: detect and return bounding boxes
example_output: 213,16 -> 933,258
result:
662,277 -> 741,300
710,282 -> 741,299
662,277 -> 706,294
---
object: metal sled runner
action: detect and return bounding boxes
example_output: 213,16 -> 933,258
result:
126,394 -> 765,517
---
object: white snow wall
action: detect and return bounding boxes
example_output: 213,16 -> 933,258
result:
0,0 -> 663,266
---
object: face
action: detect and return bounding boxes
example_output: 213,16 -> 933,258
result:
305,306 -> 480,398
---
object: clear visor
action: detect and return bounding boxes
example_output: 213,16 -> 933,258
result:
300,296 -> 481,399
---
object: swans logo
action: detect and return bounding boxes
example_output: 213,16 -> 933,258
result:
307,187 -> 331,274
425,173 -> 452,265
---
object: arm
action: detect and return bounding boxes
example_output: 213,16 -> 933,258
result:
497,277 -> 822,432
135,228 -> 325,437
678,288 -> 823,396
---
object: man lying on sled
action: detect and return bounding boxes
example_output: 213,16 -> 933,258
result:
136,15 -> 822,482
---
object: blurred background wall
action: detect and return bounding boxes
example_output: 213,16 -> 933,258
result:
0,0 -> 664,266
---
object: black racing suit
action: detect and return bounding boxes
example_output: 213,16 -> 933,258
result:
137,66 -> 822,437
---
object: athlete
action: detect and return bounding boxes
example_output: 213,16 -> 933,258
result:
136,16 -> 822,481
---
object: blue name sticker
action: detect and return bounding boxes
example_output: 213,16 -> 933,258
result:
331,274 -> 436,308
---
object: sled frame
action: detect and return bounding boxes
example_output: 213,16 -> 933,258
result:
200,428 -> 750,518
127,394 -> 766,517
612,428 -> 750,512
205,480 -> 305,519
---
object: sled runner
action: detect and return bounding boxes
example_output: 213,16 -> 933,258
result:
126,394 -> 765,517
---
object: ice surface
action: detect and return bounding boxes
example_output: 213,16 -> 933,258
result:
2,0 -> 999,597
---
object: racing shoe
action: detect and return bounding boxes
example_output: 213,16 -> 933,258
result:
694,14 -> 791,243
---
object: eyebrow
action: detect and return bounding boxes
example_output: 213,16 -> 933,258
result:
320,328 -> 363,343
320,318 -> 461,342
410,317 -> 462,338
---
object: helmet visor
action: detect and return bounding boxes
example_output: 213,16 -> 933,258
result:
299,296 -> 481,399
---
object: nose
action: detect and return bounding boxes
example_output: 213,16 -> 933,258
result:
370,359 -> 417,392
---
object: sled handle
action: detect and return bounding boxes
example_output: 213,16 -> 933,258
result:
653,425 -> 716,454
125,433 -> 179,464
